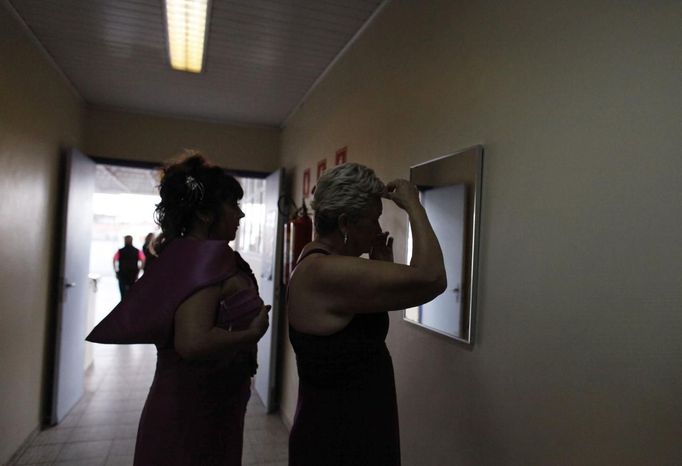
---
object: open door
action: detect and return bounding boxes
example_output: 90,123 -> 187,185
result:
254,169 -> 285,412
49,148 -> 96,424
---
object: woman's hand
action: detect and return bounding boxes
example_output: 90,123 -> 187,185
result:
370,231 -> 394,262
383,179 -> 421,212
247,305 -> 271,340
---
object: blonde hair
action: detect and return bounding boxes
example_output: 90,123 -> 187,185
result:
312,163 -> 384,235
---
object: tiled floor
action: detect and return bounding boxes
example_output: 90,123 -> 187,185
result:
10,343 -> 289,466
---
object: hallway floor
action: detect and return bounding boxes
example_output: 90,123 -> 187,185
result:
10,344 -> 288,465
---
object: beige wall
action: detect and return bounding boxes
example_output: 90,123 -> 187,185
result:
280,1 -> 682,465
0,5 -> 280,462
0,5 -> 83,463
3,0 -> 681,464
84,106 -> 280,171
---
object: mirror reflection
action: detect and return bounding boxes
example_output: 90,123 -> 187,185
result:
404,145 -> 483,344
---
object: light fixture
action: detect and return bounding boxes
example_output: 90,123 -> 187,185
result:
164,0 -> 210,73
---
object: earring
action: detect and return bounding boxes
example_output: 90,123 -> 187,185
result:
343,232 -> 348,245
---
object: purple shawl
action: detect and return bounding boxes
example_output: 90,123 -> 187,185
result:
86,239 -> 253,346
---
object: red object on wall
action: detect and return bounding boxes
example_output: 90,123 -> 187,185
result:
317,159 -> 327,180
289,202 -> 313,274
282,222 -> 291,283
303,168 -> 311,197
335,147 -> 347,165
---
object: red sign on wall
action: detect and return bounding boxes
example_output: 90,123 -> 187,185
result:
303,168 -> 311,197
335,147 -> 347,165
317,159 -> 327,180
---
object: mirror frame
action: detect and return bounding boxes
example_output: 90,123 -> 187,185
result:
403,145 -> 483,345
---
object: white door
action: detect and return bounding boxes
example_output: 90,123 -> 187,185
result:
50,149 -> 95,424
419,184 -> 466,337
254,169 -> 284,412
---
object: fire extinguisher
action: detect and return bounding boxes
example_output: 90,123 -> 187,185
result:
286,199 -> 313,282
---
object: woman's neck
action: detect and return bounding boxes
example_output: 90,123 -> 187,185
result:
314,234 -> 353,256
184,223 -> 211,240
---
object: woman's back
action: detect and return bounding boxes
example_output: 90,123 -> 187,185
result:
286,167 -> 444,466
289,312 -> 388,388
288,249 -> 401,466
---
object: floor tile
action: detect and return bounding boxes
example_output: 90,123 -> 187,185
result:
13,343 -> 290,465
32,427 -> 74,445
15,444 -> 62,464
54,458 -> 106,466
76,410 -> 114,427
57,411 -> 83,428
56,440 -> 112,461
68,424 -> 119,442
104,455 -> 134,466
108,439 -> 135,457
114,423 -> 139,440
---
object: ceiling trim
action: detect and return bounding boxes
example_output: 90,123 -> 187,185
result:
280,0 -> 390,129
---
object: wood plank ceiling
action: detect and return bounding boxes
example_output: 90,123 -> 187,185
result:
7,0 -> 383,127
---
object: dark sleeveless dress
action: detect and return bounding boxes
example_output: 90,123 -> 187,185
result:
87,239 -> 262,466
288,249 -> 401,466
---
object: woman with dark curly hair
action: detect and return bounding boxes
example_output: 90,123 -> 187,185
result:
87,153 -> 270,465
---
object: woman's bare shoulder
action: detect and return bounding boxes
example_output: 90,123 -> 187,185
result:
287,254 -> 353,334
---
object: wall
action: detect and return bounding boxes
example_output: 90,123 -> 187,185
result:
84,106 -> 280,172
0,5 -> 280,462
279,1 -> 682,464
0,4 -> 83,463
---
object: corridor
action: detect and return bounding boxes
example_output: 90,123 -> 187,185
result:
9,344 -> 288,465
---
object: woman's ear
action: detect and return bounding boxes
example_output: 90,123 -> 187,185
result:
195,210 -> 213,226
337,212 -> 350,236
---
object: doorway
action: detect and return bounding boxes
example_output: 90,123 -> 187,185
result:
85,162 -> 269,366
51,151 -> 284,425
85,163 -> 162,372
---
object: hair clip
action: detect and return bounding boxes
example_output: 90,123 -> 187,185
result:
184,175 -> 205,203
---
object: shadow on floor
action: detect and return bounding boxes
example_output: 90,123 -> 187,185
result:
11,344 -> 288,465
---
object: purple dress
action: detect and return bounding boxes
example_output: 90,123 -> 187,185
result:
87,239 -> 262,466
288,249 -> 401,466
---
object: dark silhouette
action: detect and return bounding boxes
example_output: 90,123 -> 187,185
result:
113,235 -> 144,298
88,153 -> 270,465
287,163 -> 446,466
142,232 -> 158,272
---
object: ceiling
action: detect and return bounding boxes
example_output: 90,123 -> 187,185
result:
8,0 -> 384,127
94,163 -> 261,196
96,164 -> 160,195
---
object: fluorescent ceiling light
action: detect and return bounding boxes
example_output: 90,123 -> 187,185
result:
165,0 -> 210,73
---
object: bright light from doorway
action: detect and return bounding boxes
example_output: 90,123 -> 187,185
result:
91,192 -> 160,276
165,0 -> 210,73
93,193 -> 159,223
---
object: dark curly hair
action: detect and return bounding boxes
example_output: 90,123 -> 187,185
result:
154,152 -> 243,252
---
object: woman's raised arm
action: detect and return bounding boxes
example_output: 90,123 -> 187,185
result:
294,179 -> 446,315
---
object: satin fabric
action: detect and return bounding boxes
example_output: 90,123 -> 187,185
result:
86,238 -> 262,465
288,249 -> 401,466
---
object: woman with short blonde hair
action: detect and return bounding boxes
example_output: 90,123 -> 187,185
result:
287,162 -> 446,466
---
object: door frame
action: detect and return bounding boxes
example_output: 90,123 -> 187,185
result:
44,153 -> 282,423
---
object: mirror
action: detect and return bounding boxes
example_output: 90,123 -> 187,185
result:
404,145 -> 483,345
